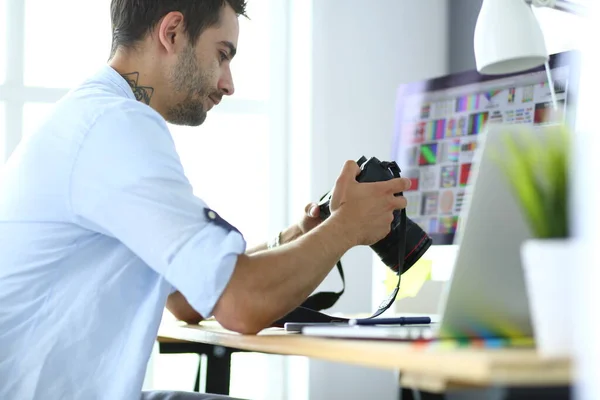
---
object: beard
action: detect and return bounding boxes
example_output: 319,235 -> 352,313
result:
166,44 -> 215,126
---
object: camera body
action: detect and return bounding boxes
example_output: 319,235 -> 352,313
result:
317,156 -> 432,275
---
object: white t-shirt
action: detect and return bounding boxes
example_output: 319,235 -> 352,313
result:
0,65 -> 246,400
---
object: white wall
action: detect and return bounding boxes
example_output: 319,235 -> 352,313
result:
287,1 -> 448,399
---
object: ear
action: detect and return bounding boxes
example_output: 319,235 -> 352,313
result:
156,11 -> 186,54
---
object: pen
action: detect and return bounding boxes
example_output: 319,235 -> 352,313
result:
348,317 -> 431,326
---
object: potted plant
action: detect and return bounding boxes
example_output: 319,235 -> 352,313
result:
494,123 -> 573,357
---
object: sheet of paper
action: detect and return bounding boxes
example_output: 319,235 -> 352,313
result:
384,258 -> 432,300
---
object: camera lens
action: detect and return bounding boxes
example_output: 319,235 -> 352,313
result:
370,212 -> 432,275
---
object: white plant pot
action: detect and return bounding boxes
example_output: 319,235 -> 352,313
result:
521,238 -> 573,358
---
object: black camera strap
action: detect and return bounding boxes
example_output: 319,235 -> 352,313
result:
368,207 -> 406,318
297,260 -> 345,311
272,209 -> 407,327
368,161 -> 407,318
272,162 -> 408,327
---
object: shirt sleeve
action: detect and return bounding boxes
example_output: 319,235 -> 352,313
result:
69,103 -> 246,317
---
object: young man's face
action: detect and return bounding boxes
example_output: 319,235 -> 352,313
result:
166,4 -> 239,126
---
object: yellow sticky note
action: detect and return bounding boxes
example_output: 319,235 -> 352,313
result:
384,258 -> 432,300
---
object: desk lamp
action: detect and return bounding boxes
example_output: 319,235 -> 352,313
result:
474,0 -> 584,75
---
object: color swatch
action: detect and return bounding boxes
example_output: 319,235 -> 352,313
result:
455,94 -> 480,112
468,112 -> 489,135
419,143 -> 438,165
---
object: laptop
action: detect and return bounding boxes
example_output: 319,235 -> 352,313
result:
303,125 -> 538,341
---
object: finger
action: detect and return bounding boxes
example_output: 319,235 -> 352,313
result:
310,205 -> 320,217
339,160 -> 361,180
391,195 -> 408,210
383,177 -> 412,194
333,160 -> 360,195
304,202 -> 313,214
305,202 -> 320,218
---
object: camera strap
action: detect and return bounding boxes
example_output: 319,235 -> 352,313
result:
272,187 -> 408,326
298,211 -> 407,319
297,260 -> 345,311
368,207 -> 406,318
368,161 -> 407,318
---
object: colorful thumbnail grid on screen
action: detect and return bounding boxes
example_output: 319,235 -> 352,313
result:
419,143 -> 438,165
423,119 -> 446,141
456,94 -> 479,112
398,61 -> 573,241
468,112 -> 488,135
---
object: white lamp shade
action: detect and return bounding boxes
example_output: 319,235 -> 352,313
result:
474,0 -> 549,75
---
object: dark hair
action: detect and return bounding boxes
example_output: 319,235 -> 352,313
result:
110,0 -> 247,57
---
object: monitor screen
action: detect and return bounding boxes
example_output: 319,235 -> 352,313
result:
391,50 -> 580,245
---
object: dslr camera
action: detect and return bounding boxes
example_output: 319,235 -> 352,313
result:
272,156 -> 433,326
317,156 -> 432,275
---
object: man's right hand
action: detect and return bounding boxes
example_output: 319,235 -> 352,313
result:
328,160 -> 411,246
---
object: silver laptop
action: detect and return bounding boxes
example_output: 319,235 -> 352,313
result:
303,125 -> 538,341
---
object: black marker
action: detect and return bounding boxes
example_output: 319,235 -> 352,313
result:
348,316 -> 431,326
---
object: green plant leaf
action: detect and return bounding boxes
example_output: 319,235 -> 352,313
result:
492,124 -> 570,239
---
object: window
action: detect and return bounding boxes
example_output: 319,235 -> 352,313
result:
0,103 -> 5,162
24,0 -> 112,88
0,0 -> 6,84
22,102 -> 55,139
170,112 -> 271,246
229,1 -> 271,100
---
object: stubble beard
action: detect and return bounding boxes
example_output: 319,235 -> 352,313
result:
167,44 -> 213,126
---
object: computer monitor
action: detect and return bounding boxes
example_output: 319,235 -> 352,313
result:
391,50 -> 580,245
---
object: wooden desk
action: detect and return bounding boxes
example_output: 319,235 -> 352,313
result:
158,320 -> 572,398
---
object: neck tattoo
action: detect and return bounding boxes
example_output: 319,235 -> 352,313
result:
120,72 -> 154,105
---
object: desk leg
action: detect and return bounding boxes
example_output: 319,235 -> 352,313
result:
494,387 -> 571,400
205,346 -> 233,396
158,342 -> 238,395
401,386 -> 571,400
400,388 -> 443,400
445,386 -> 571,400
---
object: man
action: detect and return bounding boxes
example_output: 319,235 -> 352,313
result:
0,1 -> 411,399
